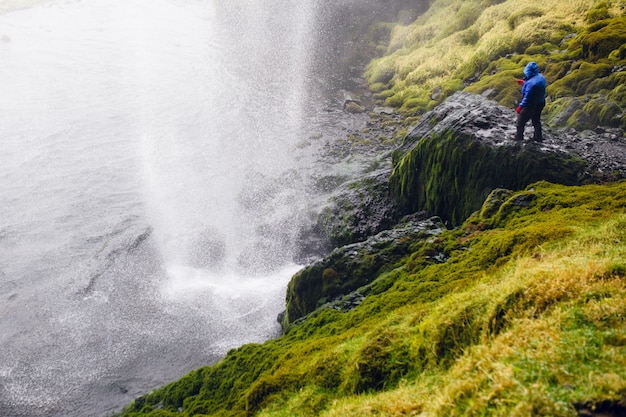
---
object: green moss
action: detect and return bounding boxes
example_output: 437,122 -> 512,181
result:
365,56 -> 396,85
586,71 -> 626,95
465,68 -> 523,107
459,27 -> 480,45
368,82 -> 389,93
585,1 -> 612,24
341,327 -> 412,393
510,17 -> 572,55
543,60 -> 574,82
547,62 -> 613,98
246,372 -> 305,413
439,1 -> 483,38
580,16 -> 626,60
582,96 -> 623,127
400,95 -> 434,112
603,262 -> 626,279
478,188 -> 515,219
545,89 -> 626,130
385,90 -> 410,108
117,181 -> 626,417
524,41 -> 558,55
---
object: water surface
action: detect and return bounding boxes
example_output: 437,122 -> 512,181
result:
0,1 -> 315,415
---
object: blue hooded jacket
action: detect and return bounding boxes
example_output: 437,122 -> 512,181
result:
519,62 -> 546,108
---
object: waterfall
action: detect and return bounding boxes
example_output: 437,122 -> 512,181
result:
0,1 -> 321,416
140,1 -> 318,275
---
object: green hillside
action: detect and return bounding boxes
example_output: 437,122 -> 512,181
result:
366,0 -> 626,130
116,1 -> 626,416
119,181 -> 626,417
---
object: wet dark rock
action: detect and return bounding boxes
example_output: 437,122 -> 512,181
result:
316,166 -> 411,248
288,90 -> 626,329
574,398 -> 626,417
282,215 -> 445,328
293,103 -> 408,262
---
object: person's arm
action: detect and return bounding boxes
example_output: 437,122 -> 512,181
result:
518,80 -> 532,109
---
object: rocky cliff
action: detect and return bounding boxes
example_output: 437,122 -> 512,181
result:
282,90 -> 626,329
390,91 -> 626,226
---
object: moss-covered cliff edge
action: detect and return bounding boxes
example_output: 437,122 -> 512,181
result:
115,1 -> 626,416
119,180 -> 626,417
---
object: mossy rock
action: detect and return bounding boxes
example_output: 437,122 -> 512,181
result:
390,132 -> 586,225
283,215 -> 446,327
478,188 -> 515,219
547,62 -> 613,98
585,1 -> 612,24
544,97 -> 584,127
389,93 -> 588,226
580,17 -> 626,60
582,96 -> 623,127
546,93 -> 625,130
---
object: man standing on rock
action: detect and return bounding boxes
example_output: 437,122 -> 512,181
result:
515,61 -> 546,142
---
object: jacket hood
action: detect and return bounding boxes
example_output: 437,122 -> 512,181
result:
524,61 -> 539,78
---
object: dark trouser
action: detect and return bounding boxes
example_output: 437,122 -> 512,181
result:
516,102 -> 545,141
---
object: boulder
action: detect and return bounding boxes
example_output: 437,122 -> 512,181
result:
390,91 -> 626,226
282,215 -> 445,328
315,166 -> 410,248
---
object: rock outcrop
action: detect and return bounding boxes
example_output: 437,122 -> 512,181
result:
282,214 -> 445,328
286,91 -> 626,329
315,166 -> 410,248
390,91 -> 626,226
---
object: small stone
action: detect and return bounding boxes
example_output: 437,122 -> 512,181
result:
344,101 -> 366,113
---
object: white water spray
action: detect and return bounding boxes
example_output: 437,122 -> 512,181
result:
140,1 -> 318,277
0,1 -> 319,416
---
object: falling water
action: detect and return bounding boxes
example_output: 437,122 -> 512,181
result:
0,1 -> 319,416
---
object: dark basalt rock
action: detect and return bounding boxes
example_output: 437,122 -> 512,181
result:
282,215 -> 445,329
390,91 -> 626,226
315,166 -> 411,248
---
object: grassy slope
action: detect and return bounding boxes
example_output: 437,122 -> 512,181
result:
366,0 -> 626,130
117,1 -> 626,416
119,182 -> 626,416
258,181 -> 626,417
